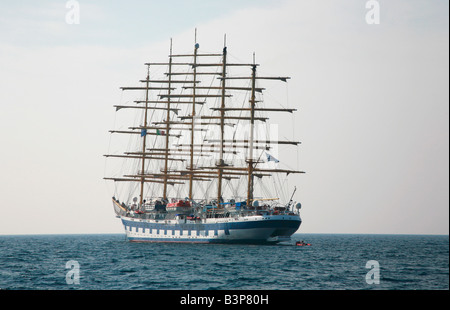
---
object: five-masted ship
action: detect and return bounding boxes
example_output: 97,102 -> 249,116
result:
104,34 -> 304,243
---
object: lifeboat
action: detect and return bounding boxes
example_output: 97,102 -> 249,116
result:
295,241 -> 311,246
166,200 -> 191,212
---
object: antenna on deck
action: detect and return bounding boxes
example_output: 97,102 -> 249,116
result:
287,186 -> 297,209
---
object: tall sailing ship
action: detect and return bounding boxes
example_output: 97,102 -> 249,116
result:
104,34 -> 304,243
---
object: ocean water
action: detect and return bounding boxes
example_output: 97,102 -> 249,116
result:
0,234 -> 447,290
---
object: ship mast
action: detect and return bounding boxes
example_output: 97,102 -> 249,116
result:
217,38 -> 227,205
188,33 -> 199,200
247,57 -> 257,207
162,39 -> 174,200
139,65 -> 151,208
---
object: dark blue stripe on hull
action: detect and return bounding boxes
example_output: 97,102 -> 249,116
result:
121,218 -> 301,231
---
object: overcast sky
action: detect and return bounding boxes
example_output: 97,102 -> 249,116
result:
0,0 -> 448,235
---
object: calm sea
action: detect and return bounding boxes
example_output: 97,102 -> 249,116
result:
0,234 -> 448,291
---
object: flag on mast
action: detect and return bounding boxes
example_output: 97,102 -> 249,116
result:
265,152 -> 279,163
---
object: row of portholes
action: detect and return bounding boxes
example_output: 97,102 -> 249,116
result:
126,226 -> 220,238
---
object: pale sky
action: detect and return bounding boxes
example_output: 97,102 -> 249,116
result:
0,0 -> 448,235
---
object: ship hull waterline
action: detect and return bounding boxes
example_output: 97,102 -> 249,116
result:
119,214 -> 301,244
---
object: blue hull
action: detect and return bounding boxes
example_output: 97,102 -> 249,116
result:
120,215 -> 301,244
